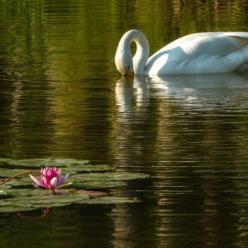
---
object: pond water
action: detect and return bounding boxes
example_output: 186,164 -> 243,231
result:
0,0 -> 248,247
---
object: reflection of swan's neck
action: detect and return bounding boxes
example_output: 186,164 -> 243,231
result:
117,30 -> 150,75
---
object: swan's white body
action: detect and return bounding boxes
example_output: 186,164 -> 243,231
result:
115,29 -> 248,76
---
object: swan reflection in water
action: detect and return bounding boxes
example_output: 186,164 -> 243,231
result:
115,73 -> 248,113
115,76 -> 150,114
114,72 -> 248,248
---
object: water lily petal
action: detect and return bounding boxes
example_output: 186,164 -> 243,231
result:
57,174 -> 69,187
57,177 -> 64,186
64,174 -> 69,180
31,167 -> 68,190
30,175 -> 43,188
49,177 -> 58,189
42,177 -> 50,188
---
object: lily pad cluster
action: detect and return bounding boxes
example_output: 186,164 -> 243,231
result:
0,158 -> 149,213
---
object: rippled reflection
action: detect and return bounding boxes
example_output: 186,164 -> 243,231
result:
113,73 -> 248,247
116,73 -> 248,111
115,76 -> 150,113
0,0 -> 248,248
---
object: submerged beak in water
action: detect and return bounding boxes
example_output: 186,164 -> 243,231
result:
123,69 -> 134,80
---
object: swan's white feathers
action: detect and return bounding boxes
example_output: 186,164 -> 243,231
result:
115,30 -> 248,75
147,32 -> 248,75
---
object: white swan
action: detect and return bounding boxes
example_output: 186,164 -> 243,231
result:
115,29 -> 248,76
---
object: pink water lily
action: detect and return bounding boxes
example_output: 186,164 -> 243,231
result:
30,167 -> 69,190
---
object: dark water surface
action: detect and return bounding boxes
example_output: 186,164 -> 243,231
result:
0,0 -> 248,247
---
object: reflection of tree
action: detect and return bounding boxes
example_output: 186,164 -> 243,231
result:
0,1 -> 50,157
113,75 -> 248,246
1,0 -> 247,85
0,0 -> 247,246
154,100 -> 241,246
151,74 -> 247,246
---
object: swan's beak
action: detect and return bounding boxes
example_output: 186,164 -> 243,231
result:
123,69 -> 134,80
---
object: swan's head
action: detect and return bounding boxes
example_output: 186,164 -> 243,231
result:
115,29 -> 149,77
115,45 -> 134,77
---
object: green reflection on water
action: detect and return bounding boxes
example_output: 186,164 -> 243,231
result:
0,1 -> 248,248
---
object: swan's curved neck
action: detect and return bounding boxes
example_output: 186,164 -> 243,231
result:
116,30 -> 150,75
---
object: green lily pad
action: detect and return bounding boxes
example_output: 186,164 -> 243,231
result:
73,172 -> 149,181
0,158 -> 115,176
0,193 -> 89,212
65,172 -> 149,189
0,158 -> 53,168
0,157 -> 149,213
0,190 -> 13,199
67,180 -> 128,190
78,196 -> 140,204
0,158 -> 91,169
0,168 -> 33,178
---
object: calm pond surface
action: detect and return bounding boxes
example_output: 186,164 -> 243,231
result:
0,0 -> 248,247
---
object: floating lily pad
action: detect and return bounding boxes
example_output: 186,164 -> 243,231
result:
0,190 -> 13,199
0,158 -> 115,178
67,180 -> 128,190
78,196 -> 140,204
73,172 -> 149,181
0,158 -> 90,166
0,168 -> 32,178
0,158 -> 148,213
0,193 -> 89,213
65,172 -> 149,189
